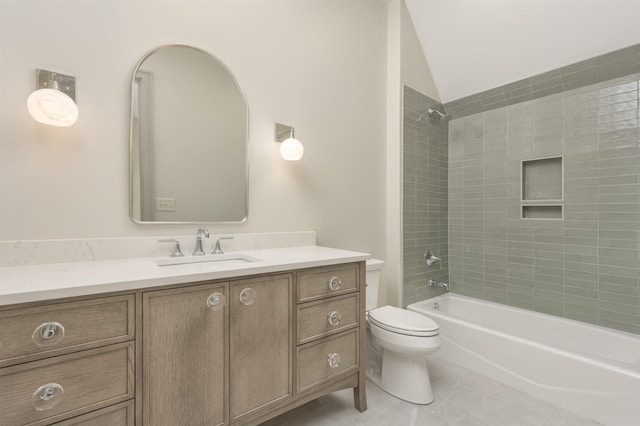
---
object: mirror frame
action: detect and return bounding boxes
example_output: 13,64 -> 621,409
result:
129,44 -> 249,224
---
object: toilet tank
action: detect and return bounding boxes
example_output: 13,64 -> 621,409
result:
365,259 -> 384,311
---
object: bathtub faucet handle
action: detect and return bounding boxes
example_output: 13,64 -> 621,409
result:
425,249 -> 441,267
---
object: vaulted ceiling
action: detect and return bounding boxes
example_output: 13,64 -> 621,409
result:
405,0 -> 640,103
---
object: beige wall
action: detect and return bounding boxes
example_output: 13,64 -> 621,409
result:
401,0 -> 440,102
0,0 -> 387,258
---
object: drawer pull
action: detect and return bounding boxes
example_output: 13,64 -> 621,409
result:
327,311 -> 342,326
239,288 -> 257,306
32,383 -> 64,411
327,353 -> 341,368
327,276 -> 342,291
206,292 -> 226,311
32,322 -> 65,346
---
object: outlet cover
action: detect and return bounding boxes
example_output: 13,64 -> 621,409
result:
156,198 -> 175,212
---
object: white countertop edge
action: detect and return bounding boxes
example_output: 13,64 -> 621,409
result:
0,245 -> 370,306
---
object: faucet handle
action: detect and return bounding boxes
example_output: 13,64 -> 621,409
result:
159,239 -> 185,257
212,237 -> 233,254
424,249 -> 441,267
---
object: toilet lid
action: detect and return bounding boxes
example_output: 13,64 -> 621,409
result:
368,305 -> 439,337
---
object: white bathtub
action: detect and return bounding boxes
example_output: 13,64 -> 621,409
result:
407,293 -> 640,426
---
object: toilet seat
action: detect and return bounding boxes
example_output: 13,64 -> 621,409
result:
368,305 -> 439,337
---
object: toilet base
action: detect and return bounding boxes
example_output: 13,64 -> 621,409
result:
380,348 -> 434,404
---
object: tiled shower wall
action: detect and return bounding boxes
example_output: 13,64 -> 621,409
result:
448,73 -> 640,334
403,86 -> 449,306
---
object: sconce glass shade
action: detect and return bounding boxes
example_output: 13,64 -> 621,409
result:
27,88 -> 78,127
280,137 -> 304,161
27,69 -> 78,127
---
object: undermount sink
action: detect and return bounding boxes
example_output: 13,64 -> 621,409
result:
155,253 -> 261,268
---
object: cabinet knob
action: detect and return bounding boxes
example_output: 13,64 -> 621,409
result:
32,322 -> 65,346
327,311 -> 342,326
327,353 -> 341,368
32,383 -> 64,411
327,276 -> 342,291
239,288 -> 257,306
206,292 -> 226,311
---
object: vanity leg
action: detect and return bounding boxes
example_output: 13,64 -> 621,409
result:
354,262 -> 368,412
353,382 -> 367,412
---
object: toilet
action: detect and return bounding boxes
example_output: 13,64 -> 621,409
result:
365,259 -> 441,404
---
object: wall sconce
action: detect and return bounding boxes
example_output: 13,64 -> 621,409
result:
275,123 -> 304,161
27,68 -> 78,127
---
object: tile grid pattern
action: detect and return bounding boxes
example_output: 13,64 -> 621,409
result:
402,86 -> 449,306
444,43 -> 640,120
448,73 -> 640,334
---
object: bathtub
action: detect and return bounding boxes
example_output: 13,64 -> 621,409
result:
407,293 -> 640,426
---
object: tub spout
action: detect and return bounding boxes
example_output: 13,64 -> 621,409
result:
429,279 -> 449,291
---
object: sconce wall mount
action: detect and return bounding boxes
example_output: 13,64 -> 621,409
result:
27,68 -> 78,127
275,122 -> 304,161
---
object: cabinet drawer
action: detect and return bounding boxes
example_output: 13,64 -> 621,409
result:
0,295 -> 134,367
297,264 -> 359,302
0,342 -> 134,426
297,330 -> 358,392
52,400 -> 134,426
297,294 -> 358,344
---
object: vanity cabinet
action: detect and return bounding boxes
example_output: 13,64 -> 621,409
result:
0,295 -> 135,426
2,258 -> 366,426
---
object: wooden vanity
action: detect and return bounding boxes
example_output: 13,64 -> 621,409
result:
0,255 -> 367,425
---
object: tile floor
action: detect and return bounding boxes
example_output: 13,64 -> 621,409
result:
261,355 -> 603,426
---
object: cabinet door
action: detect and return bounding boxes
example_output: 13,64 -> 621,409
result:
230,274 -> 292,422
143,283 -> 228,426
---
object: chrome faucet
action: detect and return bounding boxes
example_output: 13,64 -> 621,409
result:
193,228 -> 209,256
429,279 -> 449,291
424,249 -> 441,267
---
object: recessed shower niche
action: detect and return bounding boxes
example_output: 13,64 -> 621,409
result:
521,156 -> 563,219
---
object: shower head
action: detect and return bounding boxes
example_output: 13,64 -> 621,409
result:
417,107 -> 451,123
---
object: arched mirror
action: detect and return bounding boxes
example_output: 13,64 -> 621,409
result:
130,44 -> 248,223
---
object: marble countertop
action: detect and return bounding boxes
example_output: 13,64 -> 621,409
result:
0,245 -> 369,306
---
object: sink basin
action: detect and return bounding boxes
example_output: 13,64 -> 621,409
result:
155,253 -> 261,268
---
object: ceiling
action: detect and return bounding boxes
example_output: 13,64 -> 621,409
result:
405,0 -> 640,103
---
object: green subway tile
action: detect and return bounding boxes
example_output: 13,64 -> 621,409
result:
600,89 -> 638,106
597,63 -> 640,82
600,293 -> 639,309
598,79 -> 638,97
599,264 -> 640,279
565,268 -> 598,281
565,286 -> 598,300
529,69 -> 562,85
502,79 -> 531,92
506,93 -> 535,105
562,69 -> 598,90
598,99 -> 638,114
531,86 -> 564,98
596,44 -> 639,65
561,58 -> 598,75
599,309 -> 639,328
564,309 -> 599,325
599,319 -> 639,334
534,301 -> 565,317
